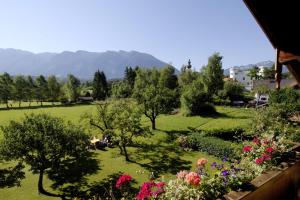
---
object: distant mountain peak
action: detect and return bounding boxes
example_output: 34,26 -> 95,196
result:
0,48 -> 170,79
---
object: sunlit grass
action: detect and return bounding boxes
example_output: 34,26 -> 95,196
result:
0,104 -> 253,199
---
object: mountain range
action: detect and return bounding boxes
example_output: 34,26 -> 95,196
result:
0,48 -> 169,79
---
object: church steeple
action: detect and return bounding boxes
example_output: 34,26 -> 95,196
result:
187,59 -> 192,69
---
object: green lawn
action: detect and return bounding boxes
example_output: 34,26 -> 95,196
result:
0,104 -> 253,199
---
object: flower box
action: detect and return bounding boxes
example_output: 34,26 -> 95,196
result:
224,143 -> 300,200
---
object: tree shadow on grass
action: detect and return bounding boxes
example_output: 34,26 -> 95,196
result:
0,162 -> 25,188
46,151 -> 100,198
131,143 -> 192,177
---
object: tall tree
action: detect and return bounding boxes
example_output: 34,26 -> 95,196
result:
0,113 -> 89,197
93,70 -> 108,100
65,74 -> 81,102
47,75 -> 61,105
124,66 -> 137,90
202,52 -> 224,96
133,68 -> 177,130
26,76 -> 37,107
13,75 -> 27,107
36,75 -> 49,106
181,76 -> 215,115
0,73 -> 13,108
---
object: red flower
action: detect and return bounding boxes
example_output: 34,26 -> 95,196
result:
136,181 -> 165,200
116,174 -> 132,189
266,147 -> 274,154
243,145 -> 252,153
253,137 -> 260,145
255,157 -> 264,165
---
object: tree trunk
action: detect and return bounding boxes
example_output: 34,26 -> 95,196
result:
38,168 -> 63,198
40,100 -> 43,106
6,101 -> 9,108
38,168 -> 45,194
151,118 -> 156,130
19,101 -> 21,108
122,144 -> 129,161
29,101 -> 31,107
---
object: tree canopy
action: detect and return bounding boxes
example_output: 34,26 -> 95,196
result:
202,52 -> 224,96
133,67 -> 178,129
0,113 -> 90,197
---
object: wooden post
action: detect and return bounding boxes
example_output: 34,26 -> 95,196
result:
275,48 -> 282,91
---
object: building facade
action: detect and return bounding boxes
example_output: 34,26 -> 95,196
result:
229,67 -> 252,90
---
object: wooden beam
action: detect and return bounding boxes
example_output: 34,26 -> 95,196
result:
275,48 -> 282,91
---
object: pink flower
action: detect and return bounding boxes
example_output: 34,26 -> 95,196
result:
253,137 -> 260,145
266,147 -> 274,154
262,153 -> 271,161
243,145 -> 252,153
116,174 -> 132,189
176,170 -> 188,179
185,172 -> 201,186
255,157 -> 264,165
197,158 -> 208,166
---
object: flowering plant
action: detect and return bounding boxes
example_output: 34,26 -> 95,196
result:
136,181 -> 165,200
241,134 -> 288,170
116,173 -> 132,189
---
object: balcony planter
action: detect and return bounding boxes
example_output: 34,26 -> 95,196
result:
224,143 -> 300,200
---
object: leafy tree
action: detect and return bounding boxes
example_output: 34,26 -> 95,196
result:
179,64 -> 198,87
47,75 -> 61,104
124,66 -> 137,90
36,75 -> 49,106
65,74 -> 81,102
13,75 -> 27,107
0,113 -> 90,197
262,66 -> 275,80
26,76 -> 37,107
247,66 -> 260,80
202,53 -> 224,96
110,99 -> 149,161
219,81 -> 245,102
181,76 -> 215,116
93,70 -> 108,100
0,72 -> 13,108
133,68 -> 177,130
84,99 -> 149,161
111,81 -> 132,98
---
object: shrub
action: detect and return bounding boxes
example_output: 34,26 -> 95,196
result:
199,127 -> 249,141
218,81 -> 245,102
181,77 -> 216,116
269,88 -> 300,114
186,133 -> 239,159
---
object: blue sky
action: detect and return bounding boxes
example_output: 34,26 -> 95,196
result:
0,0 -> 274,70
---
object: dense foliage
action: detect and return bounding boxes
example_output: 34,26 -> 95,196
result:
0,113 -> 90,197
181,76 -> 216,116
184,133 -> 239,159
133,67 -> 179,129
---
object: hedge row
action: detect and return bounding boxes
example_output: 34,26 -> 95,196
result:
199,127 -> 251,141
186,133 -> 240,159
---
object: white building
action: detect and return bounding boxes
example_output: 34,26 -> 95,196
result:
229,67 -> 252,90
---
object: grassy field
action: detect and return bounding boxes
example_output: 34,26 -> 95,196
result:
0,104 -> 253,199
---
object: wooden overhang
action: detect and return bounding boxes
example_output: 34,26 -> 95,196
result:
243,0 -> 300,89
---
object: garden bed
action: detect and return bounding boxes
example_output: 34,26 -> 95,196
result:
224,143 -> 300,200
